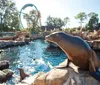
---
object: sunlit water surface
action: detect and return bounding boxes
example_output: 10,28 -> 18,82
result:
0,39 -> 67,84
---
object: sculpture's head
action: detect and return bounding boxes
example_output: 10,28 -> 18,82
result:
45,32 -> 63,43
18,68 -> 24,72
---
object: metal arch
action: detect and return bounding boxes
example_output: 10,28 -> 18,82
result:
19,3 -> 39,29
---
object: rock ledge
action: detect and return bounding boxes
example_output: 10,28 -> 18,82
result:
16,60 -> 100,85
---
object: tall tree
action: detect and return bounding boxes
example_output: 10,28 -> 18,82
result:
64,17 -> 70,28
23,9 -> 41,33
0,0 -> 19,31
46,16 -> 53,26
46,16 -> 65,28
75,12 -> 87,28
86,12 -> 99,31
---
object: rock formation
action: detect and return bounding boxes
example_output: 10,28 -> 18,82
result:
0,60 -> 13,83
16,60 -> 100,85
0,60 -> 9,70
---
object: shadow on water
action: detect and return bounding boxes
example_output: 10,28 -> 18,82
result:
0,39 -> 67,84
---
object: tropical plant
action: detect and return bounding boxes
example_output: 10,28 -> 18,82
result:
46,16 -> 65,28
86,12 -> 99,31
64,17 -> 70,28
0,0 -> 19,31
23,9 -> 41,33
75,12 -> 87,28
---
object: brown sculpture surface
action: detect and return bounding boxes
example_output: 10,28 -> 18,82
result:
45,32 -> 100,72
18,68 -> 29,81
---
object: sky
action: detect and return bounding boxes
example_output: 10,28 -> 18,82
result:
14,0 -> 100,28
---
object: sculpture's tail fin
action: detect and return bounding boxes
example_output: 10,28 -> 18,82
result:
89,49 -> 96,72
89,49 -> 100,82
91,50 -> 100,68
89,49 -> 100,72
90,68 -> 100,82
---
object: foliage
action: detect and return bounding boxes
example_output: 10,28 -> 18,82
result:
64,17 -> 70,27
94,23 -> 100,30
63,28 -> 71,32
86,12 -> 99,31
23,9 -> 41,33
75,12 -> 87,27
46,16 -> 69,29
64,27 -> 77,33
0,0 -> 19,31
69,27 -> 77,32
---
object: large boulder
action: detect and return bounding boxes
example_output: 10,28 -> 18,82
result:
0,60 -> 9,70
0,41 -> 28,49
0,71 -> 6,82
16,60 -> 100,85
46,68 -> 68,85
0,69 -> 13,83
3,69 -> 14,80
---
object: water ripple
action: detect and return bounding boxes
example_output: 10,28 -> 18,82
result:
0,39 -> 67,84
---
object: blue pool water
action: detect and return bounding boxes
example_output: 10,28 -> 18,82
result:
0,39 -> 67,84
